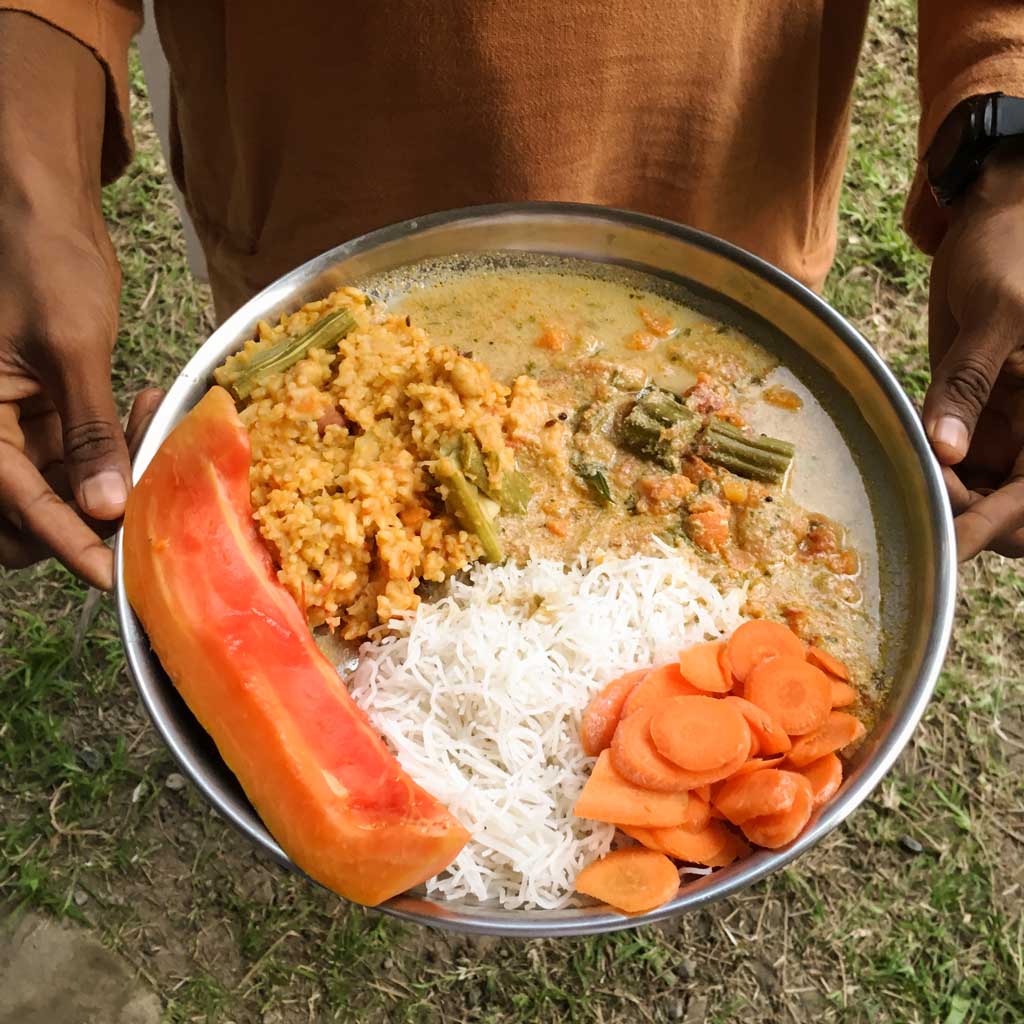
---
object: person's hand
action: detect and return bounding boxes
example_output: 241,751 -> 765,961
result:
923,142 -> 1024,560
0,11 -> 161,589
0,203 -> 165,587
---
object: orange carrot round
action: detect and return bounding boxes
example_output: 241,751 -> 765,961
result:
786,711 -> 866,768
574,750 -> 693,827
611,705 -> 703,792
740,772 -> 814,848
677,640 -> 733,694
618,824 -> 666,852
612,704 -> 750,792
712,768 -> 798,825
724,695 -> 792,756
581,669 -> 648,756
726,619 -> 805,683
807,645 -> 850,681
575,848 -> 681,914
726,754 -> 787,778
690,743 -> 752,788
799,752 -> 843,808
650,818 -> 733,865
622,663 -> 701,717
718,643 -> 736,694
676,791 -> 712,833
744,656 -> 832,736
703,829 -> 751,867
830,679 -> 858,708
649,695 -> 750,772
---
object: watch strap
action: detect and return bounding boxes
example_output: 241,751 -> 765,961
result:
929,93 -> 1024,206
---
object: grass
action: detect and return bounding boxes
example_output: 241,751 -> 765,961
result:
1,1 -> 1022,1021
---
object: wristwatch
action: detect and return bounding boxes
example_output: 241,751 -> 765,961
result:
926,93 -> 1024,206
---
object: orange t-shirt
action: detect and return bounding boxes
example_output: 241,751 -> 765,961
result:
6,1 -> 1024,318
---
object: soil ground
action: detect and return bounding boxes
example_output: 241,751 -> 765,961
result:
1,2 -> 1022,1022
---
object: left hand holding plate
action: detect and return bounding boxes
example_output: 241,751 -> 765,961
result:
923,142 -> 1024,560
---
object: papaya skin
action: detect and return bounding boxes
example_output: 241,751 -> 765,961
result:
123,387 -> 469,905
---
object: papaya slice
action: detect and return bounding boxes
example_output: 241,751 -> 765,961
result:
123,387 -> 469,906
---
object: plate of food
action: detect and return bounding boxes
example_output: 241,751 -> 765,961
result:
115,203 -> 955,936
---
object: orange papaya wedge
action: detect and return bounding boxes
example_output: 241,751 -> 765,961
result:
123,386 -> 469,905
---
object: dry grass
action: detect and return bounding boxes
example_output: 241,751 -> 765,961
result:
1,2 -> 1022,1022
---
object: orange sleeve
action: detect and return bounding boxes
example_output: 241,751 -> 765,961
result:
904,1 -> 1024,253
0,1 -> 143,182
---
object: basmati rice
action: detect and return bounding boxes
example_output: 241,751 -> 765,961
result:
348,547 -> 745,909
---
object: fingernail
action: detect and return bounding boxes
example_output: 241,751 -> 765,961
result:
932,416 -> 969,460
81,470 -> 128,518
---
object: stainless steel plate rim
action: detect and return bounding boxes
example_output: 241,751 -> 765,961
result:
115,201 -> 956,937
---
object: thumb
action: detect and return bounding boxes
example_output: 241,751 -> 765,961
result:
52,351 -> 131,520
922,325 -> 1006,466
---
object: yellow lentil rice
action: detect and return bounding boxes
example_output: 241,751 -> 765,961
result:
215,288 -> 522,639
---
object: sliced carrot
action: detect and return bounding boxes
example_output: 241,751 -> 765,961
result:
618,824 -> 666,852
786,711 -> 866,768
724,696 -> 792,756
575,848 -> 681,914
649,695 -> 751,772
712,768 -> 798,825
675,792 -> 712,833
740,773 -> 814,849
726,619 -> 805,683
744,656 -> 831,736
726,754 -> 787,778
650,818 -> 733,866
694,784 -> 712,803
574,750 -> 693,827
718,643 -> 736,694
799,752 -> 843,808
612,704 -> 750,792
703,829 -> 752,867
830,679 -> 858,708
677,640 -> 732,694
807,645 -> 850,681
611,705 -> 704,792
581,669 -> 648,756
622,662 -> 701,717
683,740 -> 752,788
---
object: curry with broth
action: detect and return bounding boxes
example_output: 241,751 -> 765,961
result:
394,270 -> 879,697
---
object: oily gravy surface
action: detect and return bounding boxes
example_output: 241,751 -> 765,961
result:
391,265 -> 882,711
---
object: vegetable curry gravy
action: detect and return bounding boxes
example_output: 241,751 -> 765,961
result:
394,268 -> 881,706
